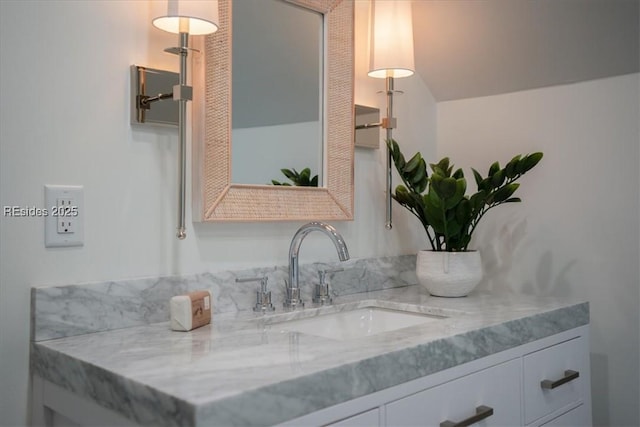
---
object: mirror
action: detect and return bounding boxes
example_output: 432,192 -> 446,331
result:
192,0 -> 354,222
232,0 -> 323,186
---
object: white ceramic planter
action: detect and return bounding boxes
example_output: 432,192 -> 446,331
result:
416,250 -> 482,297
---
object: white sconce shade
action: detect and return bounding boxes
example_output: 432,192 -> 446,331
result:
151,0 -> 219,35
368,0 -> 415,79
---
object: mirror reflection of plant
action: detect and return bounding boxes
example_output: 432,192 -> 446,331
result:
387,139 -> 543,252
271,168 -> 319,187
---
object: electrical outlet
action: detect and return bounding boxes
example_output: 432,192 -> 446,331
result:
56,198 -> 76,233
45,185 -> 84,248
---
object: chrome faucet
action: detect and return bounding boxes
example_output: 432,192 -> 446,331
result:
285,222 -> 350,309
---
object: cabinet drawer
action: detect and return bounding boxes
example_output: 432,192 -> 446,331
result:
523,337 -> 586,424
327,408 -> 380,427
539,405 -> 589,427
385,358 -> 521,427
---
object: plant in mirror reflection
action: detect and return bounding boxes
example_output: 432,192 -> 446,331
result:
387,139 -> 543,252
271,168 -> 319,187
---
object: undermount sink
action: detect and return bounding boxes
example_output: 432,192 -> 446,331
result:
271,306 -> 446,341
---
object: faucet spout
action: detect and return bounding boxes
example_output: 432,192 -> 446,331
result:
285,222 -> 350,309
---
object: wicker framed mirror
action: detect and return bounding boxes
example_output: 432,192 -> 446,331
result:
192,0 -> 354,222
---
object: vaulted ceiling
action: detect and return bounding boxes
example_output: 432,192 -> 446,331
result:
410,0 -> 640,101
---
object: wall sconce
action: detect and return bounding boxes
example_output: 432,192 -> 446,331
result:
133,0 -> 219,239
354,104 -> 382,149
368,0 -> 415,230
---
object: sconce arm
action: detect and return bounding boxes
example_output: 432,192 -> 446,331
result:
137,93 -> 174,110
138,83 -> 193,111
355,122 -> 382,130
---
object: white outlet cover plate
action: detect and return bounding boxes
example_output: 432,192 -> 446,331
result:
44,185 -> 84,248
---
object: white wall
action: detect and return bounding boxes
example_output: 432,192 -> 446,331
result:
437,74 -> 640,427
0,1 -> 436,425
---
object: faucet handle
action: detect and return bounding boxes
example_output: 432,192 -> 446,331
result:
313,268 -> 344,305
235,276 -> 275,312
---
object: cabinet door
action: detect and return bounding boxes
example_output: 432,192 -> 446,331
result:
523,337 -> 587,424
385,359 -> 521,427
327,408 -> 380,427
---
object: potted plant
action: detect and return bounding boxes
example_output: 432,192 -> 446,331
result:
387,139 -> 543,297
271,167 -> 319,187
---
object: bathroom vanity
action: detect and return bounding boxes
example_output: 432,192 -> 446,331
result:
30,268 -> 591,427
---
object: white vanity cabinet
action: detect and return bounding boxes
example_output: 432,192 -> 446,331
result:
384,358 -> 522,426
327,408 -> 381,427
288,325 -> 591,427
523,336 -> 590,426
34,326 -> 590,427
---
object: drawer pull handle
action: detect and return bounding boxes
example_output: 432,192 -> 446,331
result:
541,369 -> 580,389
440,405 -> 494,427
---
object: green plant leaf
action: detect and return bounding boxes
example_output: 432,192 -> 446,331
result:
404,152 -> 422,174
414,163 -> 429,193
490,169 -> 505,187
410,161 -> 427,185
430,158 -> 451,177
430,165 -> 445,177
424,198 -> 445,234
432,176 -> 456,199
522,152 -> 543,172
394,185 -> 411,203
505,155 -> 521,178
488,161 -> 500,177
437,157 -> 450,173
299,168 -> 311,185
470,190 -> 487,211
444,178 -> 467,209
387,139 -> 406,171
446,219 -> 462,237
427,184 -> 443,208
471,168 -> 483,188
446,208 -> 457,221
479,177 -> 492,192
492,183 -> 520,203
455,199 -> 471,224
275,167 -> 319,186
281,168 -> 297,181
441,177 -> 458,198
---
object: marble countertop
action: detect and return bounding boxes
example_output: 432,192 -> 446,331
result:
31,285 -> 588,427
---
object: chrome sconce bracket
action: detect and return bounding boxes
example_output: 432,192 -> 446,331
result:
172,84 -> 193,102
131,65 -> 180,127
354,104 -> 381,149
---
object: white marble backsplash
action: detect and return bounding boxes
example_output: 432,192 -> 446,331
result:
31,255 -> 417,342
